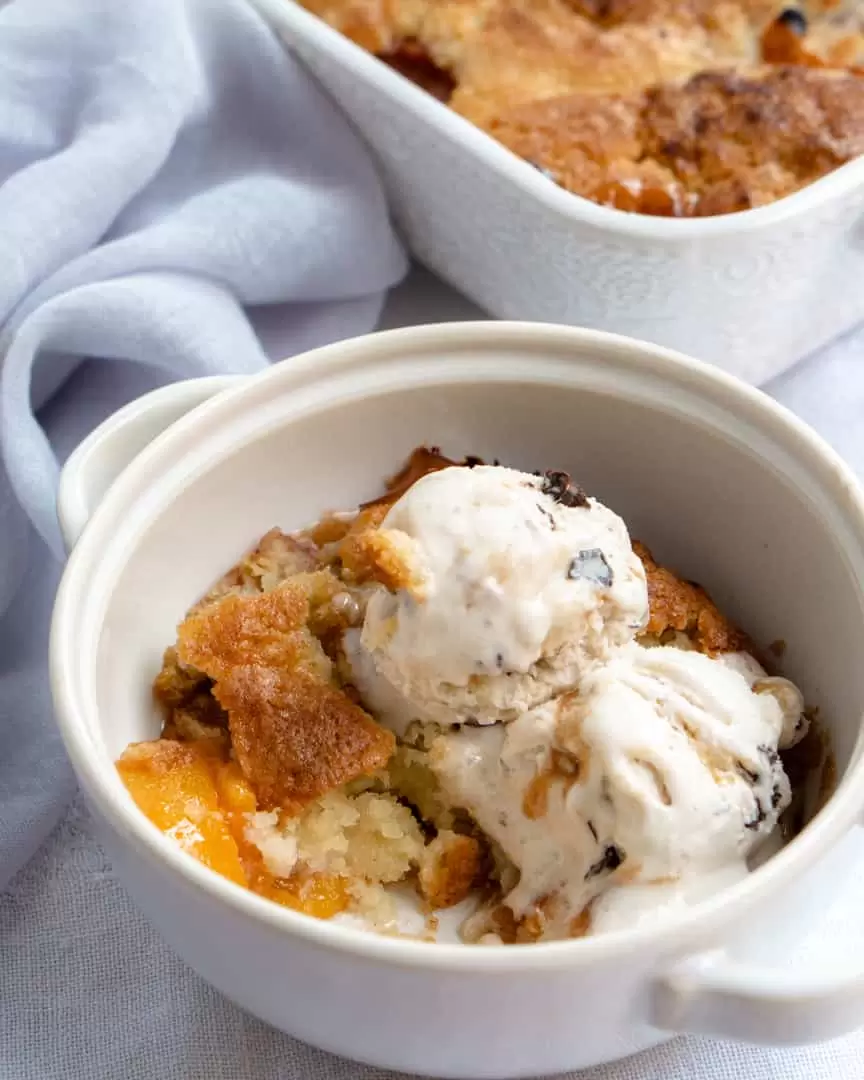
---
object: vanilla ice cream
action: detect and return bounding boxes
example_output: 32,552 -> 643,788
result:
430,642 -> 806,938
345,460 -> 808,941
359,464 -> 648,726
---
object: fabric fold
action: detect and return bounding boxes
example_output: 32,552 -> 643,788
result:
0,0 -> 405,927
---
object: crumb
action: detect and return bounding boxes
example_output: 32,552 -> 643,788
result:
419,830 -> 482,908
340,525 -> 426,594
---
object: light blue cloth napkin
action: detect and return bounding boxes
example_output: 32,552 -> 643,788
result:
0,0 -> 405,901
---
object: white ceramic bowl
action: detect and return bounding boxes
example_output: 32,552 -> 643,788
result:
249,0 -> 864,385
51,323 -> 864,1077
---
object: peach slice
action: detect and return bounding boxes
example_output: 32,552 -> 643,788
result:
117,740 -> 247,887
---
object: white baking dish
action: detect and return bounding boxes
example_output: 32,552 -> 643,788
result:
51,323 -> 864,1077
251,0 -> 864,385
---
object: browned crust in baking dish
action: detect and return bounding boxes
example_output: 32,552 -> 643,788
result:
298,0 -> 864,216
488,67 -> 864,214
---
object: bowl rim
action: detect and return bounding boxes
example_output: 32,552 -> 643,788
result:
255,0 -> 864,241
50,321 -> 864,972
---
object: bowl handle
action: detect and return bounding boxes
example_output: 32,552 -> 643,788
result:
651,949 -> 864,1044
57,376 -> 240,554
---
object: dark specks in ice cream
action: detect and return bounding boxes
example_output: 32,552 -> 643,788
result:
745,797 -> 767,831
585,844 -> 625,880
537,502 -> 558,530
568,549 -> 613,587
541,470 -> 589,508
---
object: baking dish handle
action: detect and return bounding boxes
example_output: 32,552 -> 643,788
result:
57,376 -> 239,554
652,949 -> 864,1044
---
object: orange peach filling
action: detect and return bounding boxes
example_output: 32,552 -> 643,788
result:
117,740 -> 349,918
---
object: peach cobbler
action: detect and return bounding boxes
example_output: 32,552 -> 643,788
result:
118,449 -> 825,943
296,0 -> 864,216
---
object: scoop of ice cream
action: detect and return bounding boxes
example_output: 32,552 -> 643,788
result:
430,641 -> 805,940
358,465 -> 648,726
714,651 -> 808,749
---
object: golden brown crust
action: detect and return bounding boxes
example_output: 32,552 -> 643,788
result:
155,533 -> 337,746
643,66 -> 864,213
301,0 -> 864,215
487,66 -> 864,214
484,93 -> 691,215
176,584 -> 394,811
634,541 -> 749,654
177,582 -> 332,680
213,665 -> 395,812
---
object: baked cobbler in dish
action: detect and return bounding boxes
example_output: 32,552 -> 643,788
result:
295,0 -> 864,216
118,449 -> 828,943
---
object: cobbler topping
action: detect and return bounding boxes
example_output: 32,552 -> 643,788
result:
298,0 -> 864,216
